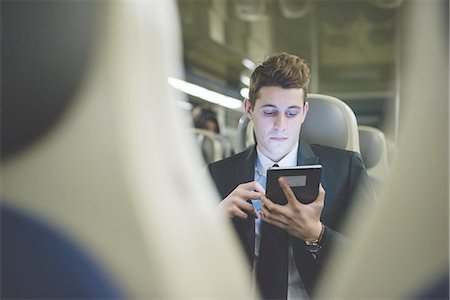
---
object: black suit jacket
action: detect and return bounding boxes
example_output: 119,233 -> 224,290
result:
208,139 -> 376,296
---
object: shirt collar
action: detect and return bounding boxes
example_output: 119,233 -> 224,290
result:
256,142 -> 299,175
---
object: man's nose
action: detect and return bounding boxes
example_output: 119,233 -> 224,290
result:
273,114 -> 287,130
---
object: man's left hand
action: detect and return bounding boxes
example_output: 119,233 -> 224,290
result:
260,177 -> 325,241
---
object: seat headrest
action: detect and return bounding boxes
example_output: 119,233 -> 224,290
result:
2,3 -> 253,297
358,126 -> 386,169
1,1 -> 103,160
193,129 -> 224,163
301,94 -> 359,152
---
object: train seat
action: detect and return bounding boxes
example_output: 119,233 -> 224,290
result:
358,125 -> 391,194
193,128 -> 232,163
1,1 -> 252,298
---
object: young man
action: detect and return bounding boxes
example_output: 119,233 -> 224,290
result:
208,53 -> 376,299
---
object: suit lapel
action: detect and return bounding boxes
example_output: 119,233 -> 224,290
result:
298,139 -> 319,166
234,145 -> 257,264
236,146 -> 257,184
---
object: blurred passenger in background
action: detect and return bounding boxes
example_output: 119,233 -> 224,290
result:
192,106 -> 221,134
208,52 -> 376,299
191,106 -> 234,164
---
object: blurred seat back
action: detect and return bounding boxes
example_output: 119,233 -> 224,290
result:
237,93 -> 360,153
0,2 -> 123,297
1,1 -> 252,298
1,204 -> 121,298
193,128 -> 232,164
358,125 -> 390,190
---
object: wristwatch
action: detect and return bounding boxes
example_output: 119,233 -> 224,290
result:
304,223 -> 325,255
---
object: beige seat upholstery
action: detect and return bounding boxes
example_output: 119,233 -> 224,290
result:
237,93 -> 360,153
358,125 -> 390,191
193,128 -> 232,164
1,1 -> 251,298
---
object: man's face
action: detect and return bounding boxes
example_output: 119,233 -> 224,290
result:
245,86 -> 308,162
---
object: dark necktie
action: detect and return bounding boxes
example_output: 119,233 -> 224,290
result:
256,164 -> 289,299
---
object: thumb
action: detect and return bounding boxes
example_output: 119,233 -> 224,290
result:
254,181 -> 265,193
278,177 -> 298,205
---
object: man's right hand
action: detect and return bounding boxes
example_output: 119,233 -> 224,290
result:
217,181 -> 265,219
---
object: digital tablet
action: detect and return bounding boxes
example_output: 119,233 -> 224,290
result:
266,164 -> 322,205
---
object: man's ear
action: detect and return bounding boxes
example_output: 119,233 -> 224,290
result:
301,101 -> 309,123
244,99 -> 253,119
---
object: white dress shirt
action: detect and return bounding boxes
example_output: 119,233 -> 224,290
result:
253,143 -> 310,299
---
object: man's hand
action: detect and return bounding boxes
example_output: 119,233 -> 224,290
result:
217,181 -> 265,219
260,177 -> 325,241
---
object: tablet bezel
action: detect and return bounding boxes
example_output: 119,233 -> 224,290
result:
265,164 -> 322,205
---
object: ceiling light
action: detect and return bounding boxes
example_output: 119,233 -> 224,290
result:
242,58 -> 255,70
168,77 -> 243,110
240,74 -> 250,86
240,88 -> 249,99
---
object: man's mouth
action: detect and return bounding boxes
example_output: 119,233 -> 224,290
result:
270,137 -> 288,142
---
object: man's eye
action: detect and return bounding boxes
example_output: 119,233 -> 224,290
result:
286,111 -> 299,118
263,111 -> 277,117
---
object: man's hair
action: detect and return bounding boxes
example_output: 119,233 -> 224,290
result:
248,52 -> 310,106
